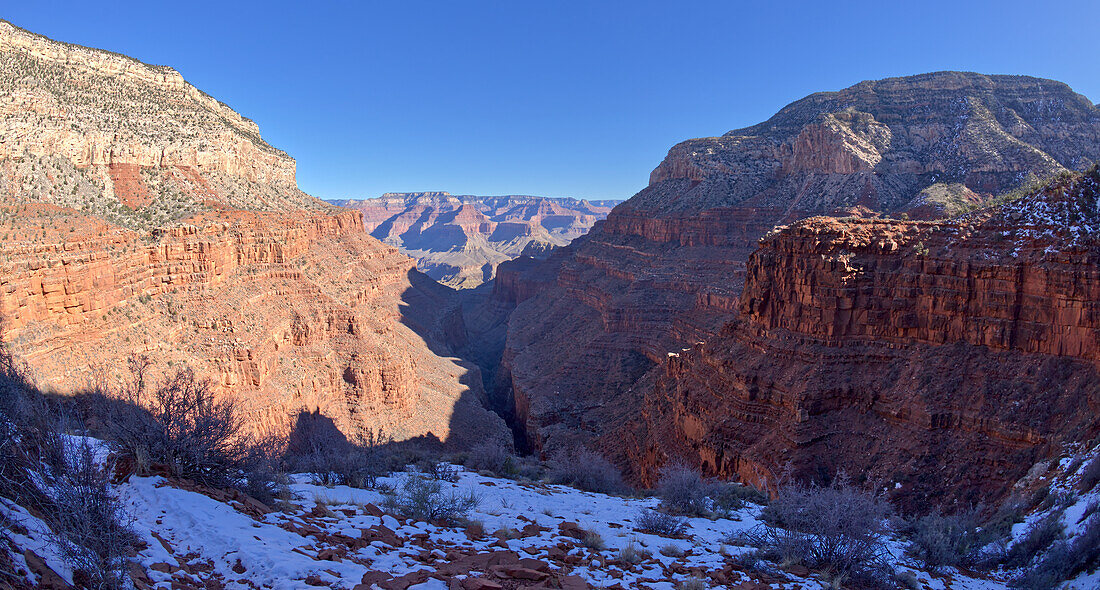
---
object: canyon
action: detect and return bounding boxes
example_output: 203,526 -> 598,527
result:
0,19 -> 509,448
3,14 -> 1100,511
635,168 -> 1100,509
490,72 -> 1100,505
332,193 -> 619,288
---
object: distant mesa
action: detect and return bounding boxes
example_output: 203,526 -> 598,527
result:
330,193 -> 622,288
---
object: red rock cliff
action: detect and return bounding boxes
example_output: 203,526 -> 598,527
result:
0,20 -> 510,448
632,169 -> 1100,507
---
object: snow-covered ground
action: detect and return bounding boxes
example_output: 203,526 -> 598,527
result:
111,469 -> 1014,590
3,442 -> 1098,589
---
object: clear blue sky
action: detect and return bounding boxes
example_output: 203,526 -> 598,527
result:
6,1 -> 1099,200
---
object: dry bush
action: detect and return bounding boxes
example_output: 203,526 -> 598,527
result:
582,529 -> 606,551
636,508 -> 688,537
1003,512 -> 1065,569
739,475 -> 894,583
416,456 -> 460,483
1079,455 -> 1100,493
284,413 -> 386,489
547,446 -> 625,494
907,508 -> 987,568
238,435 -> 290,506
618,540 -> 651,564
655,461 -> 765,518
656,462 -> 710,516
465,441 -> 517,476
677,576 -> 706,590
381,474 -> 480,524
50,440 -> 138,590
1011,516 -> 1100,590
105,361 -> 244,487
660,544 -> 686,558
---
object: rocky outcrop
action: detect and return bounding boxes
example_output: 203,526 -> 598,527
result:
0,20 -> 509,448
0,19 -> 312,223
493,72 -> 1100,482
634,169 -> 1100,508
333,193 -> 619,288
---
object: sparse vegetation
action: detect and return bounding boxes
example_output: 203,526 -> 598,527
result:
381,474 -> 480,524
1011,516 -> 1100,590
103,359 -> 245,488
618,540 -> 651,564
1004,511 -> 1066,569
582,529 -> 606,551
636,508 -> 689,537
660,543 -> 686,558
676,576 -> 706,590
1078,455 -> 1100,493
906,508 -> 986,568
0,334 -> 137,589
656,462 -> 711,516
464,441 -> 518,477
547,446 -> 625,494
284,411 -> 387,489
734,475 -> 894,583
653,461 -> 763,518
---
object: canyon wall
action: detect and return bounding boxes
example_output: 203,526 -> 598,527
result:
493,72 -> 1100,492
0,19 -> 509,448
332,193 -> 619,288
633,169 -> 1100,508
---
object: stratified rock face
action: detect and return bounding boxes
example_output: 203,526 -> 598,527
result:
332,193 -> 619,288
0,20 -> 508,447
636,169 -> 1100,508
641,71 -> 1100,217
495,72 -> 1100,469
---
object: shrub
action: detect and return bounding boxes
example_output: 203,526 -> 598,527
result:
710,481 -> 768,514
1011,516 -> 1100,590
1004,512 -> 1065,569
743,475 -> 893,581
660,544 -> 686,558
547,446 -> 625,494
50,439 -> 138,590
618,540 -> 651,564
285,414 -> 386,489
381,474 -> 480,524
582,529 -> 606,551
907,509 -> 985,568
105,363 -> 244,487
636,508 -> 688,537
656,462 -> 710,516
417,456 -> 460,483
1079,455 -> 1100,493
238,436 -> 290,507
465,441 -> 516,476
677,576 -> 706,590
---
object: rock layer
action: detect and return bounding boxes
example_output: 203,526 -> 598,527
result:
0,20 -> 508,447
333,193 -> 618,288
635,169 -> 1100,507
493,72 -> 1100,490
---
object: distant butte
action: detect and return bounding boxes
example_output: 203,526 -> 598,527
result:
331,193 -> 621,289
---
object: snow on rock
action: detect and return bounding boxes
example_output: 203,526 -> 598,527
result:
98,466 -> 1023,590
119,476 -> 369,589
